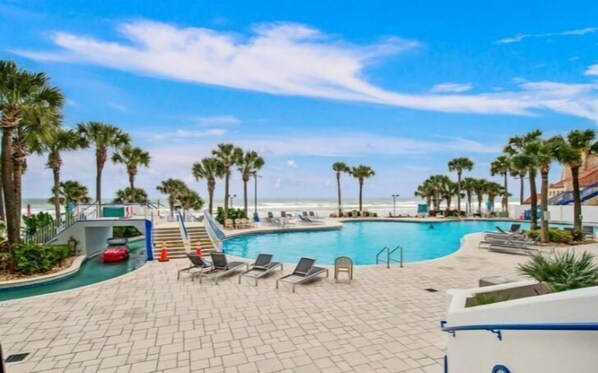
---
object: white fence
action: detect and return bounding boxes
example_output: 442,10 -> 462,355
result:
509,204 -> 598,224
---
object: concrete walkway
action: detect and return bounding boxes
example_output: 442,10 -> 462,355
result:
0,234 -> 589,373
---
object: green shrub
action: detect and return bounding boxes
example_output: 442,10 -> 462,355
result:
215,207 -> 247,224
472,293 -> 512,306
527,228 -> 573,244
13,243 -> 71,275
518,251 -> 598,292
113,226 -> 142,238
22,212 -> 54,237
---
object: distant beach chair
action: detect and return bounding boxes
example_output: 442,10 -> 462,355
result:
334,256 -> 353,282
224,218 -> 234,229
299,215 -> 324,225
509,224 -> 521,233
276,257 -> 329,293
195,253 -> 249,284
238,253 -> 283,286
177,253 -> 212,280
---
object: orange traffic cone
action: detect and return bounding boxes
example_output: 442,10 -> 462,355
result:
159,241 -> 169,262
195,243 -> 202,257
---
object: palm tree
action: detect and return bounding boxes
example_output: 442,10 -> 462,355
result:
112,145 -> 150,189
178,190 -> 205,219
485,182 -> 504,212
506,130 -> 542,230
350,165 -> 375,212
238,150 -> 265,216
448,157 -> 473,216
77,122 -> 130,216
554,130 -> 598,236
192,157 -> 224,215
0,60 -> 63,243
156,178 -> 189,217
48,180 -> 91,209
332,162 -> 351,216
212,143 -> 242,220
490,155 -> 512,213
36,128 -> 84,226
510,168 -> 527,205
473,179 -> 488,214
13,114 -> 61,225
526,137 -> 560,243
461,177 -> 477,216
414,179 -> 434,209
114,187 -> 149,203
440,177 -> 458,214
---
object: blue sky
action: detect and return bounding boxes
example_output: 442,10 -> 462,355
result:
2,0 -> 598,201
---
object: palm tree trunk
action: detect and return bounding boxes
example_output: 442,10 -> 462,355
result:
519,176 -> 524,205
129,171 -> 135,190
456,173 -> 462,215
0,167 -> 5,221
336,173 -> 342,216
208,183 -> 214,215
529,169 -> 538,230
96,166 -> 102,217
571,165 -> 582,236
13,159 -> 23,226
467,194 -> 472,216
243,177 -> 248,216
540,169 -> 549,243
223,171 -> 230,219
477,197 -> 482,213
1,118 -> 18,244
53,168 -> 61,226
503,173 -> 508,213
358,179 -> 363,212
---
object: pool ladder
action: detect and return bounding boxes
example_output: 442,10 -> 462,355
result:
376,245 -> 404,268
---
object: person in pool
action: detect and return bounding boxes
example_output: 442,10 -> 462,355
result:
429,224 -> 435,230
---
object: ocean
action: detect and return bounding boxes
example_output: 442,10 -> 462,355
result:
22,197 -> 514,217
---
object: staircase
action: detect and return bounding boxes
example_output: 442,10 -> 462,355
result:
153,224 -> 216,259
549,182 -> 598,205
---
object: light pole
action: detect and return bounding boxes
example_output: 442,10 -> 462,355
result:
392,194 -> 400,217
229,194 -> 237,209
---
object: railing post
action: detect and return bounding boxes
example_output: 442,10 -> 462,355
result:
386,247 -> 390,269
400,246 -> 404,268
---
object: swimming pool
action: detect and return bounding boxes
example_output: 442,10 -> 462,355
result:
223,220 -> 563,265
0,239 -> 147,301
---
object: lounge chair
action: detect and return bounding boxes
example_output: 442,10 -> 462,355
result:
509,224 -> 521,233
238,254 -> 283,286
224,218 -> 234,229
583,226 -> 595,239
194,253 -> 248,284
308,211 -> 323,220
276,257 -> 329,293
299,215 -> 324,225
177,254 -> 212,280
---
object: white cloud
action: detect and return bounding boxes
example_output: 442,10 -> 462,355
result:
431,82 -> 473,93
274,178 -> 282,189
495,27 -> 598,44
108,102 -> 128,112
14,20 -> 598,121
175,128 -> 227,137
194,115 -> 242,125
586,64 -> 598,76
286,159 -> 298,168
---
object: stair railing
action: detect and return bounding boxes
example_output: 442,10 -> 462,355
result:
376,245 -> 404,268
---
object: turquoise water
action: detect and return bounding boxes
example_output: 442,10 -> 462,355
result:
223,220 -> 567,265
0,240 -> 146,301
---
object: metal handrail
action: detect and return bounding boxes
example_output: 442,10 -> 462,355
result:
440,320 -> 598,341
376,245 -> 404,268
375,246 -> 389,265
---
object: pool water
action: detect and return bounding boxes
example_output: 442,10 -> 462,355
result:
0,240 -> 147,301
223,220 -> 565,265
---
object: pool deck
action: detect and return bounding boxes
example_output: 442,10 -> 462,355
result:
2,233 -> 597,373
